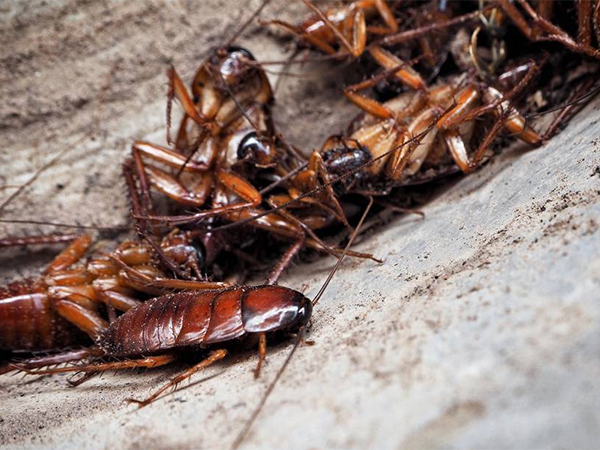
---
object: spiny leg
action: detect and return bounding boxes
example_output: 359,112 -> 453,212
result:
3,348 -> 100,375
266,238 -> 305,285
126,349 -> 228,408
21,354 -> 178,376
254,333 -> 267,379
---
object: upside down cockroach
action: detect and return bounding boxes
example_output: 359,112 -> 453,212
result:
129,43 -> 381,283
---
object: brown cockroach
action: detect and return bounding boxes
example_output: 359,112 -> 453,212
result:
0,230 -> 227,362
262,58 -> 542,227
17,284 -> 311,406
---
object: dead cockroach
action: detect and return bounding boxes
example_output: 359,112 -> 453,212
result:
271,60 -> 542,228
131,85 -> 378,283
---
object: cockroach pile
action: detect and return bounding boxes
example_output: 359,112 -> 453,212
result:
1,0 -> 599,446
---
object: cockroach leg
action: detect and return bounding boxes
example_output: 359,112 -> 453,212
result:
53,300 -> 108,341
343,58 -> 419,119
500,0 -> 600,59
540,77 -> 599,142
6,348 -> 100,374
131,141 -> 209,173
266,237 -> 305,286
67,371 -> 99,387
260,19 -> 338,55
45,234 -> 92,274
381,7 -> 493,46
126,350 -> 228,408
137,170 -> 263,225
309,151 -> 352,229
369,46 -> 427,92
367,0 -> 399,35
254,332 -> 267,379
24,354 -> 178,377
168,66 -> 206,126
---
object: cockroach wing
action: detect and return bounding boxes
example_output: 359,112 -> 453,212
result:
242,286 -> 311,333
202,288 -> 245,344
175,291 -> 214,346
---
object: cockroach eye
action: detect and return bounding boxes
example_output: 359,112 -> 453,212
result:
190,240 -> 206,269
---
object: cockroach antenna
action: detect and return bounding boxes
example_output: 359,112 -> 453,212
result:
230,196 -> 375,450
225,0 -> 273,49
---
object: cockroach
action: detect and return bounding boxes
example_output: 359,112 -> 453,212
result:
16,284 -> 312,405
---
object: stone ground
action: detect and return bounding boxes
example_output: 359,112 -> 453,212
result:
1,1 -> 599,449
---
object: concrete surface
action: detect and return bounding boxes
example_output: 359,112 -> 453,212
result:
1,1 -> 600,449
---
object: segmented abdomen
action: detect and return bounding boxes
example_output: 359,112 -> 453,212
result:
0,279 -> 84,351
101,285 -> 308,357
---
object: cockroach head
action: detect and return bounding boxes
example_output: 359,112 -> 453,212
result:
242,286 -> 313,335
213,46 -> 258,84
225,46 -> 256,61
237,131 -> 277,168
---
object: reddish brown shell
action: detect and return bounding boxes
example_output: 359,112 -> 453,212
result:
0,279 -> 85,351
102,285 -> 310,357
